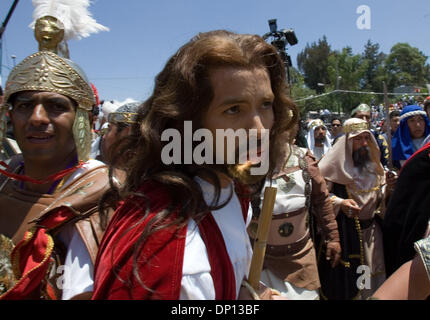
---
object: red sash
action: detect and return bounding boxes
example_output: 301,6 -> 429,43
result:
0,207 -> 75,300
92,181 -> 250,300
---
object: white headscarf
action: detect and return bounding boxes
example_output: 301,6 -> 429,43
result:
318,118 -> 384,186
306,119 -> 332,160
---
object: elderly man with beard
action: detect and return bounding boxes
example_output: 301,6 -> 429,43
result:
351,103 -> 390,167
305,119 -> 332,161
316,118 -> 395,300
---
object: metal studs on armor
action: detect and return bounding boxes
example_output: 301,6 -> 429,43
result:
278,222 -> 294,237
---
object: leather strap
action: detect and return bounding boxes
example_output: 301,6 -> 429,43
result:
74,211 -> 109,264
272,208 -> 306,220
265,233 -> 311,257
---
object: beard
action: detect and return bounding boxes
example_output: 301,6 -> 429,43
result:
223,139 -> 270,185
226,161 -> 267,185
353,146 -> 371,172
314,136 -> 325,145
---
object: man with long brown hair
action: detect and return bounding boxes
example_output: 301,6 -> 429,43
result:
92,30 -> 297,300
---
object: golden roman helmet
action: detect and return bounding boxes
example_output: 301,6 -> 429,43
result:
0,1 -> 108,162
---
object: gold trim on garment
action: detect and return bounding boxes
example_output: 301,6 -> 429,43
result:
108,112 -> 138,124
309,119 -> 325,129
342,122 -> 369,134
348,184 -> 380,195
0,229 -> 55,300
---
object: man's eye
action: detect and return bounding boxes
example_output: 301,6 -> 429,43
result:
14,103 -> 33,112
262,101 -> 273,109
48,103 -> 69,112
224,105 -> 240,115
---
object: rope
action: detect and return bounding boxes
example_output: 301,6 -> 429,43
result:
294,89 -> 427,103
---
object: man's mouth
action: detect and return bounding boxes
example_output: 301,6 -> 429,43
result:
26,133 -> 54,144
246,147 -> 265,164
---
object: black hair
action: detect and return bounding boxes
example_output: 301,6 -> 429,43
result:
389,110 -> 400,119
92,105 -> 100,117
424,100 -> 430,112
331,117 -> 342,124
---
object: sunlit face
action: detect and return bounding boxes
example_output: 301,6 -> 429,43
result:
331,120 -> 342,136
355,111 -> 371,124
9,91 -> 76,163
390,116 -> 400,133
314,126 -> 327,141
407,115 -> 426,139
101,122 -> 131,164
352,132 -> 371,152
201,66 -> 275,181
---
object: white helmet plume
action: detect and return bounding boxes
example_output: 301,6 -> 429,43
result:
30,0 -> 109,41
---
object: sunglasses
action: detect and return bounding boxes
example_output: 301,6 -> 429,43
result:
332,124 -> 342,127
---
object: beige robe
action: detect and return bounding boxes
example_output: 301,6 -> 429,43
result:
329,165 -> 386,299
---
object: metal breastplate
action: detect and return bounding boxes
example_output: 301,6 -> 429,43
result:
276,147 -> 311,239
249,146 -> 312,243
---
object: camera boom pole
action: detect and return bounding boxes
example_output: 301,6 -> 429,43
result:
0,0 -> 20,86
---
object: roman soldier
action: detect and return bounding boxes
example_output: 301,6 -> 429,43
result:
0,0 -> 111,300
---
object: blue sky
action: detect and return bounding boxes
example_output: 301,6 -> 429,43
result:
1,0 -> 429,102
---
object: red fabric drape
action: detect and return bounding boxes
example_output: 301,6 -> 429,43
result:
93,180 -> 250,300
0,207 -> 75,300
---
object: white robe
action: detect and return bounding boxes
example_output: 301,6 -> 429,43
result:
180,177 -> 253,299
56,159 -> 105,300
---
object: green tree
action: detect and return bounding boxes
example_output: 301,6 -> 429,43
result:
327,47 -> 369,114
297,36 -> 332,94
385,43 -> 430,90
289,67 -> 322,117
361,40 -> 387,92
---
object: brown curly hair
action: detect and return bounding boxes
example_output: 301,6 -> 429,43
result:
99,30 -> 298,291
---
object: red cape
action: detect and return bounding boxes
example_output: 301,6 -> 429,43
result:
92,180 -> 249,300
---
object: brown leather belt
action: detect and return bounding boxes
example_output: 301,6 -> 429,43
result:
272,207 -> 306,220
265,233 -> 311,257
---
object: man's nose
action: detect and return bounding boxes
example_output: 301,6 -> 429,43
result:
29,104 -> 50,126
362,139 -> 369,147
248,113 -> 271,138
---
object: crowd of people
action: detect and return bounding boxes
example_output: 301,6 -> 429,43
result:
0,3 -> 429,302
